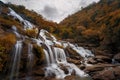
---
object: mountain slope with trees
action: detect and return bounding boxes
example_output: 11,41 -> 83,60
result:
60,0 -> 120,54
0,1 -> 120,80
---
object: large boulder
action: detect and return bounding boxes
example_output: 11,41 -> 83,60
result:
95,55 -> 112,63
92,66 -> 120,80
85,64 -> 120,80
94,49 -> 113,58
87,57 -> 98,64
65,47 -> 83,60
67,58 -> 81,65
93,69 -> 115,80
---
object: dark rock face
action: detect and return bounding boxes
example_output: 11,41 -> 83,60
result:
95,55 -> 112,63
65,47 -> 83,60
114,53 -> 120,63
84,63 -> 120,80
92,66 -> 120,80
87,58 -> 97,64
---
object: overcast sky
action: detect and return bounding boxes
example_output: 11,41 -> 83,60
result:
2,0 -> 100,23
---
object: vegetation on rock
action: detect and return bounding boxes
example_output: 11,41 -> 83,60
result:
33,44 -> 45,65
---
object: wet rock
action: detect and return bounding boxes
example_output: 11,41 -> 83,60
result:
114,66 -> 120,79
87,58 -> 97,64
0,27 -> 4,34
85,63 -> 120,80
95,55 -> 112,63
65,75 -> 92,80
65,47 -> 83,60
94,49 -> 113,58
85,65 -> 104,73
93,69 -> 115,80
79,65 -> 86,70
71,70 -> 76,75
65,75 -> 76,80
33,66 -> 45,77
67,58 -> 81,65
60,64 -> 69,74
33,44 -> 46,65
44,77 -> 57,80
92,66 -> 120,80
33,76 -> 45,80
114,53 -> 120,63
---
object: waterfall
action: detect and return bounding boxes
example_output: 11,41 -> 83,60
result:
7,7 -> 93,79
8,8 -> 34,29
44,47 -> 88,79
10,41 -> 22,80
35,29 -> 92,79
8,27 -> 93,79
54,47 -> 67,63
44,49 -> 50,66
12,26 -> 21,38
26,43 -> 34,80
45,44 -> 55,63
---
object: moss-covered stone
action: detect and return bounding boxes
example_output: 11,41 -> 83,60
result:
33,44 -> 45,65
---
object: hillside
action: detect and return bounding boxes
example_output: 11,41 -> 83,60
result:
60,0 -> 120,53
0,1 -> 120,80
0,1 -> 96,80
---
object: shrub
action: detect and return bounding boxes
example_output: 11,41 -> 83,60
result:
0,33 -> 16,72
0,34 -> 16,53
82,29 -> 100,44
25,28 -> 37,38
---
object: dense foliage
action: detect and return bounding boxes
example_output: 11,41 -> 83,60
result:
60,0 -> 120,53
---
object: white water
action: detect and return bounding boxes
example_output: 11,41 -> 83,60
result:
9,24 -> 93,79
10,41 -> 22,80
68,43 -> 94,58
26,43 -> 34,80
7,7 -> 94,80
8,8 -> 34,29
36,29 -> 93,79
54,47 -> 67,63
12,25 -> 21,38
27,44 -> 34,74
44,47 -> 88,79
44,49 -> 50,66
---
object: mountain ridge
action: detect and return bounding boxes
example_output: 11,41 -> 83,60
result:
59,0 -> 120,54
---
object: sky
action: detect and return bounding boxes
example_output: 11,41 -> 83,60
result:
1,0 -> 100,23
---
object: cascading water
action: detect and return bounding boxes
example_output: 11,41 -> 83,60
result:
10,41 -> 22,80
44,47 -> 88,79
54,47 -> 67,63
44,49 -> 50,66
12,26 -> 21,38
36,29 -> 94,79
26,43 -> 34,80
8,8 -> 34,29
45,44 -> 55,63
7,7 -> 94,80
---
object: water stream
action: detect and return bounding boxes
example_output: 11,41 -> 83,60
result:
8,7 -> 94,80
10,41 -> 22,80
26,43 -> 34,80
